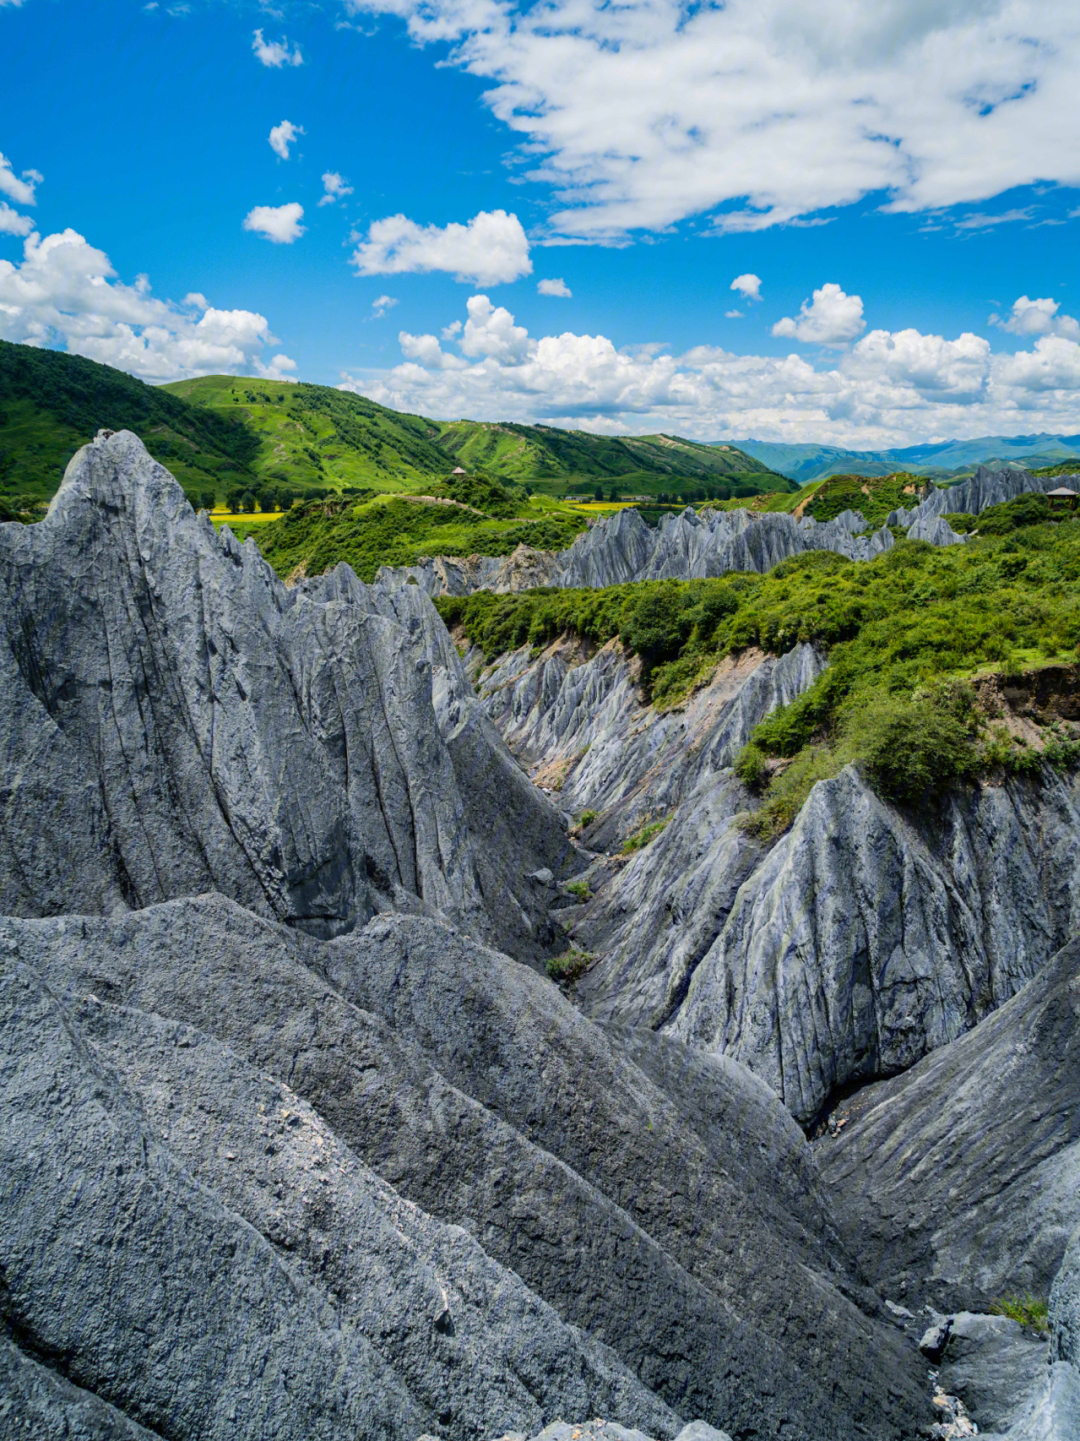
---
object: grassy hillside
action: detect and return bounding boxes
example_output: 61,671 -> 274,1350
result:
0,341 -> 259,510
441,498 -> 1080,828
435,421 -> 779,484
166,374 -> 788,492
255,477 -> 588,583
163,374 -> 449,492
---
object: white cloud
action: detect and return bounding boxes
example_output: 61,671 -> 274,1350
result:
954,207 -> 1037,230
350,209 -> 532,286
0,152 -> 39,208
254,352 -> 299,381
0,227 -> 283,383
731,273 -> 761,301
371,294 -> 398,317
773,283 -> 865,345
337,290 -> 1080,447
318,171 -> 354,206
242,202 -> 305,244
343,0 -> 1080,238
269,120 -> 304,160
990,295 -> 1080,341
252,28 -> 303,67
538,277 -> 572,297
0,201 -> 33,237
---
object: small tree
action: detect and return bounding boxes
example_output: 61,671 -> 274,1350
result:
594,484 -> 604,501
200,490 -> 216,512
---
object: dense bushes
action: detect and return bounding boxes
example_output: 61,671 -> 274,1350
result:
445,517 -> 1080,820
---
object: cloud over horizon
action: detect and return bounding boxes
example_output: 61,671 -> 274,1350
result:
339,289 -> 1080,448
0,227 -> 293,382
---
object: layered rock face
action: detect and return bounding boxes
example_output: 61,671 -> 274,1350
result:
1,894 -> 929,1441
888,462 -> 1077,528
0,431 -> 569,954
382,502 -> 902,596
816,934 -> 1080,1440
470,627 -> 1080,1127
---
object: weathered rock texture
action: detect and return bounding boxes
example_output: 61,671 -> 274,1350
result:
1,893 -> 931,1441
381,503 -> 900,596
818,933 -> 1080,1313
887,463 -> 1076,528
0,430 -> 569,955
470,622 -> 1080,1128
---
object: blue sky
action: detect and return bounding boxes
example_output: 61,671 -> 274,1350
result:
1,0 -> 1079,445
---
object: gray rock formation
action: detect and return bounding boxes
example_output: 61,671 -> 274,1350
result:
0,430 -> 569,956
934,1313 -> 1047,1435
379,503 -> 899,597
818,933 -> 1080,1312
887,463 -> 1075,529
1,893 -> 931,1441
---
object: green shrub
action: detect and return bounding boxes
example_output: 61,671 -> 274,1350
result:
564,879 -> 592,901
546,947 -> 592,984
575,809 -> 598,828
989,1295 -> 1049,1335
621,817 -> 671,853
843,690 -> 977,804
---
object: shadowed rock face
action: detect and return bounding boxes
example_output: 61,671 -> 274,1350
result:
0,431 -> 569,954
818,934 -> 1080,1316
1,894 -> 931,1441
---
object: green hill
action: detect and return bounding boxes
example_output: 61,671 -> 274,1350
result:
0,344 -> 790,519
0,341 -> 259,510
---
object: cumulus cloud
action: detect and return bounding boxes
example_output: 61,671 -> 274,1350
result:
730,274 -> 761,301
318,171 -> 354,206
991,295 -> 1080,341
350,209 -> 531,285
773,284 -> 865,345
254,352 -> 299,381
252,28 -> 302,67
0,201 -> 33,237
371,294 -> 398,317
0,152 -> 39,208
342,0 -> 1080,238
0,227 -> 283,383
538,277 -> 572,297
337,289 -> 1080,447
269,120 -> 304,160
242,202 -> 305,244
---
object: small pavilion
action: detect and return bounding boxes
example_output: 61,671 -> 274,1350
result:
1047,486 -> 1078,511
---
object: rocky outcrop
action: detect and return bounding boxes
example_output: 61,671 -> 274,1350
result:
380,504 -> 899,596
1,894 -> 930,1441
0,431 -> 569,956
476,626 -> 1080,1128
814,931 -> 1080,1439
818,932 -> 1080,1313
887,463 -> 1076,529
471,637 -> 823,846
575,763 -> 1080,1126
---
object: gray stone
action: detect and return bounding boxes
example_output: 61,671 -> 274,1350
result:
819,932 -> 1080,1314
936,1314 -> 1047,1433
2,893 -> 930,1441
0,430 -> 568,959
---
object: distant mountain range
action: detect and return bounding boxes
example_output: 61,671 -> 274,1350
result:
729,434 -> 1080,483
